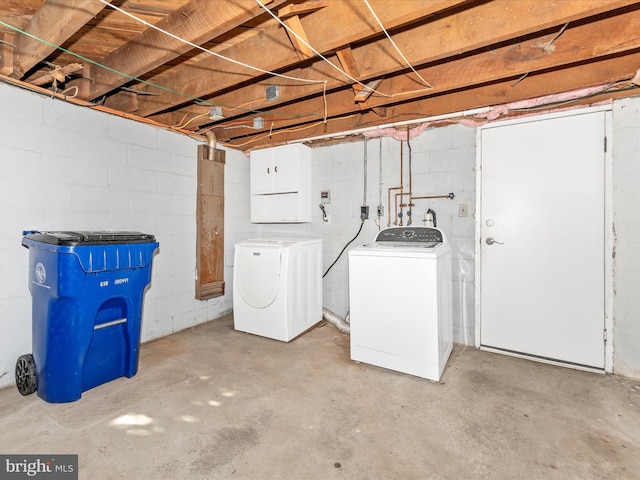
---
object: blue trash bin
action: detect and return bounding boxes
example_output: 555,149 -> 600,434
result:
17,231 -> 159,403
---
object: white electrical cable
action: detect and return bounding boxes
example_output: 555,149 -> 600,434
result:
362,0 -> 433,89
99,0 -> 325,86
255,0 -> 391,98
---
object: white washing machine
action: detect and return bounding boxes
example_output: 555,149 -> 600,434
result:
348,227 -> 452,381
233,237 -> 322,341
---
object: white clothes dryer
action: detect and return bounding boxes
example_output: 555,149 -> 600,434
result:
348,227 -> 452,381
233,237 -> 322,341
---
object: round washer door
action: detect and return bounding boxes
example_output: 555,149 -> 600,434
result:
236,246 -> 281,309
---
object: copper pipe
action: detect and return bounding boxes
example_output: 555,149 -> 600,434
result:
412,193 -> 456,200
399,140 -> 404,225
395,192 -> 415,223
407,129 -> 413,203
395,192 -> 416,226
387,186 -> 402,226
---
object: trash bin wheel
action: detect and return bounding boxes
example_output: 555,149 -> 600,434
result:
15,354 -> 37,396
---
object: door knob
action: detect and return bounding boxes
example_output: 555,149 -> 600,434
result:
485,237 -> 504,245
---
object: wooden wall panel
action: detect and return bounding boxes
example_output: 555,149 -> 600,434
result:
196,144 -> 225,300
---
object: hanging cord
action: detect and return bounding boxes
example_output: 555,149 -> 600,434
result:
255,0 -> 389,98
322,220 -> 365,278
362,0 -> 432,89
100,1 -> 325,87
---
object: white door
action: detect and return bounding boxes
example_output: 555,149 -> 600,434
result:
480,111 -> 606,369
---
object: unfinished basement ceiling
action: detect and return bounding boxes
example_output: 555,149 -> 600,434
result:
0,0 -> 639,151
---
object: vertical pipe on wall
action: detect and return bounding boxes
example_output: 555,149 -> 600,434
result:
363,137 -> 368,207
407,128 -> 413,225
398,141 -> 404,225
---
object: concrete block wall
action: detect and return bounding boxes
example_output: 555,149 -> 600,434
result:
612,97 -> 640,378
2,78 -> 638,385
0,82 -> 241,389
250,125 -> 477,345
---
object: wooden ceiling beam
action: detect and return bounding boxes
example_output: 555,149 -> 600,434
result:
154,2 -> 640,131
278,1 -> 329,19
279,1 -> 328,60
0,32 -> 14,76
282,14 -> 315,60
81,0 -> 289,100
115,0 -> 471,117
335,46 -> 364,98
11,0 -> 110,79
221,50 -> 640,149
200,9 -> 640,143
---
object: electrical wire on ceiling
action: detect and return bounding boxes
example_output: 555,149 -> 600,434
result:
220,113 -> 360,148
0,20 -> 321,121
256,0 -> 437,101
99,0 -> 327,88
255,0 -> 391,99
362,0 -> 432,89
176,112 -> 209,129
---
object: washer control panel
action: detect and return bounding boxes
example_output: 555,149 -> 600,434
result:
374,227 -> 443,244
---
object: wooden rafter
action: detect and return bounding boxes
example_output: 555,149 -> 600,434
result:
0,32 -> 14,76
198,8 -> 640,145
150,0 -> 640,131
12,0 -> 111,79
223,50 -> 640,148
1,0 -> 640,148
282,14 -> 314,60
278,1 -> 327,60
109,0 -> 471,117
81,0 -> 289,101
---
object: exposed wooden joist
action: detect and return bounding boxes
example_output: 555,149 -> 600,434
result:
223,50 -> 640,149
282,14 -> 314,60
204,9 -> 640,146
83,0 -> 289,101
335,46 -> 367,101
111,0 -> 471,117
0,32 -> 14,76
279,0 -> 328,60
12,0 -> 111,79
147,0 -> 638,129
354,79 -> 383,103
278,1 -> 328,19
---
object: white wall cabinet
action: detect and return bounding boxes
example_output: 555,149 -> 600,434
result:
250,143 -> 311,223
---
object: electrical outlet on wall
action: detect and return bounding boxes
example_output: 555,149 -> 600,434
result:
459,203 -> 468,217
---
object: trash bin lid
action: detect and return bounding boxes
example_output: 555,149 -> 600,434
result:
23,231 -> 156,245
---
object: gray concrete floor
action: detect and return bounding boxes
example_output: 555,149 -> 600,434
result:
1,313 -> 639,479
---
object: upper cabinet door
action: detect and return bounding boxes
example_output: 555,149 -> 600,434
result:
272,145 -> 302,193
250,144 -> 310,194
249,148 -> 275,194
249,143 -> 312,223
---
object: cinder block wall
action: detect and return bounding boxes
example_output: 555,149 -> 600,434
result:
612,97 -> 640,378
2,80 -> 639,385
0,83 -> 244,389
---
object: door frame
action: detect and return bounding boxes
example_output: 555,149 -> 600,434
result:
474,105 -> 614,373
